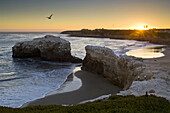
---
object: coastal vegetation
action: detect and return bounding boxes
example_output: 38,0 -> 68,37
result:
0,95 -> 169,113
61,29 -> 170,45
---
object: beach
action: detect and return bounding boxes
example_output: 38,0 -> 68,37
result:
23,45 -> 170,107
22,66 -> 121,107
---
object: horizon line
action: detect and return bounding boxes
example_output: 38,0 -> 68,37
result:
0,27 -> 170,32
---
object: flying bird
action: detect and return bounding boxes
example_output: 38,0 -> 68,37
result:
46,14 -> 53,19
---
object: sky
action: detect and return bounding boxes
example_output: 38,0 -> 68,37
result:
0,0 -> 170,32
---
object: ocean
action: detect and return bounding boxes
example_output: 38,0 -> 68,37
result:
0,32 -> 156,108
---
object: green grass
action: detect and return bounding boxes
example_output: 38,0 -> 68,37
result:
0,95 -> 169,113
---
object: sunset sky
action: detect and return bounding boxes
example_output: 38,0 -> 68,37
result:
0,0 -> 170,32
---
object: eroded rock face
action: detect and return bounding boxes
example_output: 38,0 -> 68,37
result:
12,35 -> 82,63
82,46 -> 143,89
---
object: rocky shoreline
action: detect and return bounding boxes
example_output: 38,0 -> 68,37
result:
118,46 -> 170,101
12,35 -> 144,90
81,45 -> 170,101
12,35 -> 170,104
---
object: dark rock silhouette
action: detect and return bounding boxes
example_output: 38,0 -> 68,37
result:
12,35 -> 82,63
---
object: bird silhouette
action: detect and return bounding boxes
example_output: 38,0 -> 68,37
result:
46,14 -> 53,19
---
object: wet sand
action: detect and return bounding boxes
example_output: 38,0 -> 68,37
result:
23,67 -> 121,107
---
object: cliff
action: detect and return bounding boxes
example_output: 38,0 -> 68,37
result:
82,46 -> 143,89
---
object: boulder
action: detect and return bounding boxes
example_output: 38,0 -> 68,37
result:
12,35 -> 82,63
82,46 -> 143,89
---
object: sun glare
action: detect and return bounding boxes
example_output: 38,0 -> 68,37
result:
131,24 -> 150,30
137,26 -> 145,30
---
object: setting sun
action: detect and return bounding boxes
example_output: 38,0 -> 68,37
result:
132,23 -> 150,30
132,25 -> 150,30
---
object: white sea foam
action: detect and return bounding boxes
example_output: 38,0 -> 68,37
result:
79,94 -> 111,104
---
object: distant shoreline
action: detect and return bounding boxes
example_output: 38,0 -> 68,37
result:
61,29 -> 170,45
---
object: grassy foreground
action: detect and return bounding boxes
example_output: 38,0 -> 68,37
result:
0,95 -> 169,113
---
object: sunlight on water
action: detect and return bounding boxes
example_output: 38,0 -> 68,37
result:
0,72 -> 16,76
126,46 -> 165,58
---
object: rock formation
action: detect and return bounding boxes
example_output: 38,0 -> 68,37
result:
12,35 -> 82,63
82,46 -> 143,89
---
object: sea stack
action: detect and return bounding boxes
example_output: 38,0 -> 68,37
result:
12,35 -> 82,63
82,46 -> 143,89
